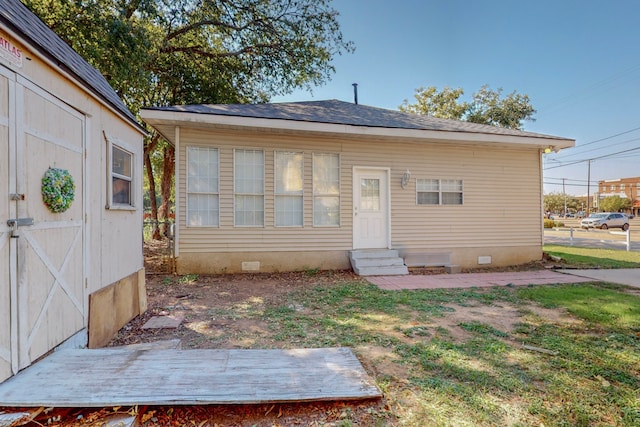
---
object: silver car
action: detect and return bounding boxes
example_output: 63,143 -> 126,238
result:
580,213 -> 629,231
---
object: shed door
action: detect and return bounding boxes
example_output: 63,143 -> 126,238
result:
353,168 -> 389,249
0,65 -> 14,382
1,66 -> 86,381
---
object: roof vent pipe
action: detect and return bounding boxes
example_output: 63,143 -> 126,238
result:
352,83 -> 358,105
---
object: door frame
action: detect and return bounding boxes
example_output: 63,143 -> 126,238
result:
352,166 -> 391,249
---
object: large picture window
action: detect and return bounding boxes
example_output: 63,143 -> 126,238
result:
313,153 -> 340,226
234,149 -> 264,226
186,146 -> 219,227
275,151 -> 303,226
417,179 -> 463,205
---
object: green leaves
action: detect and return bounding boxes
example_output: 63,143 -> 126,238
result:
399,84 -> 536,130
41,167 -> 75,213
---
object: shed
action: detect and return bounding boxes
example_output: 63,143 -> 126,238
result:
1,0 -> 146,383
140,100 -> 573,275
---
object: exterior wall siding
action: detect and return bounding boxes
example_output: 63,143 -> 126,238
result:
175,127 -> 543,273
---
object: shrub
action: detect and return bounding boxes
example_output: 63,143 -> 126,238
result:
544,218 -> 565,228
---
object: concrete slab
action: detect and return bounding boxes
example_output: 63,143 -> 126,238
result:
556,269 -> 640,288
141,315 -> 183,329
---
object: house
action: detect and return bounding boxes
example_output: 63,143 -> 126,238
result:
140,100 -> 574,275
0,0 -> 146,383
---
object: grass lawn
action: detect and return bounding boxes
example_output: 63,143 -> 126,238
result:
543,244 -> 640,268
264,279 -> 640,426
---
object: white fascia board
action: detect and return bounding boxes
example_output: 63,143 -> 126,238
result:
139,109 -> 575,150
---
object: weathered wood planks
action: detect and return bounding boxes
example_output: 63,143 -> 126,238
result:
0,347 -> 380,407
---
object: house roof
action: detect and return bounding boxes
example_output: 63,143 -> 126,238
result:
142,100 -> 575,149
0,0 -> 144,133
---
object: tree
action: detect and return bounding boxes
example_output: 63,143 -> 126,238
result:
23,0 -> 354,238
599,196 -> 632,213
399,84 -> 536,130
544,193 -> 581,215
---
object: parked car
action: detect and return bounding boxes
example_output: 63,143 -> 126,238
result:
580,212 -> 629,230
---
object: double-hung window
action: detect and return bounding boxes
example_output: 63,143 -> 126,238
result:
275,151 -> 303,226
417,179 -> 463,205
106,133 -> 135,209
313,153 -> 340,226
234,149 -> 264,226
186,146 -> 219,227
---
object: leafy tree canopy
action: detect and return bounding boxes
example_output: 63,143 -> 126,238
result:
544,192 -> 581,214
399,85 -> 536,130
23,0 -> 354,112
599,196 -> 632,212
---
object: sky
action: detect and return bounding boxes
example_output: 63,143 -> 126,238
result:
272,0 -> 640,196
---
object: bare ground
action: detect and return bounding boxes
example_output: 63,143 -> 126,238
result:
8,240 -> 577,426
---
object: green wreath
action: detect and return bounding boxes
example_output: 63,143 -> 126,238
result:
41,167 -> 75,213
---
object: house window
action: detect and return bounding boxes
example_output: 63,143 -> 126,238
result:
275,151 -> 303,226
186,146 -> 219,227
234,149 -> 264,226
621,184 -> 626,190
417,179 -> 463,205
610,185 -> 616,191
106,133 -> 135,209
313,153 -> 340,226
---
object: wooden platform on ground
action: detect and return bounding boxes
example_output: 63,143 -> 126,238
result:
0,347 -> 380,407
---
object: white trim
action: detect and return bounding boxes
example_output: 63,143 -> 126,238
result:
174,126 -> 180,256
104,132 -> 136,210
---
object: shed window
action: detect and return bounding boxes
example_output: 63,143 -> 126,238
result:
275,151 -> 303,226
417,179 -> 463,205
186,146 -> 219,227
106,133 -> 135,209
313,153 -> 340,226
234,149 -> 264,226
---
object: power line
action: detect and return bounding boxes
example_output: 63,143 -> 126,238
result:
543,145 -> 640,170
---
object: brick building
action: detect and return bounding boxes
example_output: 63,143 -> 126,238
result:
596,176 -> 640,216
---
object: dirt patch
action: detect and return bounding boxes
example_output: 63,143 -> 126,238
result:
96,241 -> 578,426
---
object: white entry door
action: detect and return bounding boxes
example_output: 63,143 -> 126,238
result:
0,65 -> 86,382
353,168 -> 389,249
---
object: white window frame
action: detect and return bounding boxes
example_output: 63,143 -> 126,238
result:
312,153 -> 340,227
105,133 -> 135,210
234,149 -> 265,227
416,178 -> 464,205
186,146 -> 219,227
274,151 -> 304,227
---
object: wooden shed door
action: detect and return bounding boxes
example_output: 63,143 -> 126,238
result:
1,66 -> 86,381
0,65 -> 14,382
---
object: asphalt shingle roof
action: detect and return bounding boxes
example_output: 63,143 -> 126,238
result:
147,99 -> 572,141
0,0 -> 141,130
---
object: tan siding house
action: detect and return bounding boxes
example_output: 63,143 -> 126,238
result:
0,0 -> 146,383
141,100 -> 574,275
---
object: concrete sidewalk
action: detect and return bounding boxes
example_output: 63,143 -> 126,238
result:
557,269 -> 640,288
367,268 -> 640,291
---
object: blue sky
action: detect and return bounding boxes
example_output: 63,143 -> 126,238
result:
272,0 -> 640,196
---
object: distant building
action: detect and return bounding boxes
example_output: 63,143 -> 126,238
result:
595,176 -> 640,215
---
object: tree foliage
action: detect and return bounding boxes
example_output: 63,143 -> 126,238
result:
399,85 -> 536,130
599,196 -> 632,213
544,192 -> 581,214
23,0 -> 353,237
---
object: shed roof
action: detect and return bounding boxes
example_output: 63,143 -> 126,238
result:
142,100 -> 575,149
0,0 -> 143,132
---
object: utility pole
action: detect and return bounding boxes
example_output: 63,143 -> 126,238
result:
562,178 -> 567,216
586,160 -> 591,216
